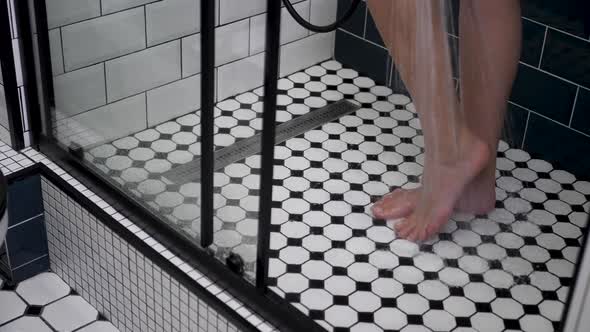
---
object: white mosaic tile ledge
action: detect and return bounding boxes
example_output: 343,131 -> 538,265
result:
0,143 -> 35,176
21,148 -> 276,332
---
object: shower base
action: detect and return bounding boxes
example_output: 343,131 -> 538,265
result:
85,60 -> 588,332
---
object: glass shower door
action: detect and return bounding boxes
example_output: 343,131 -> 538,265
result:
39,0 -> 206,248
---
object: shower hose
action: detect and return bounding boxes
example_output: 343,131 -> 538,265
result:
281,0 -> 362,33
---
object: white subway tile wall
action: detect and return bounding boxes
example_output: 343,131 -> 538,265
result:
249,1 -> 310,55
146,74 -> 201,126
49,0 -> 338,148
215,19 -> 250,67
217,52 -> 265,101
48,29 -> 64,75
146,0 -> 200,46
64,94 -> 147,147
101,0 -> 161,15
53,63 -> 106,117
45,0 -> 101,29
60,8 -> 147,71
105,40 -> 181,102
181,33 -> 201,77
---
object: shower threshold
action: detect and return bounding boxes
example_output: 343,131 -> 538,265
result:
83,60 -> 587,332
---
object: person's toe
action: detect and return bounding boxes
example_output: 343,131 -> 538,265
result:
371,190 -> 417,219
415,226 -> 429,242
395,219 -> 415,239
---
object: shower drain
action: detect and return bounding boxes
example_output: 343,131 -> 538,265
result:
162,100 -> 360,183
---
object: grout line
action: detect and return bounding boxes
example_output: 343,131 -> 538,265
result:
7,212 -> 44,229
337,28 -> 388,51
179,36 -> 183,78
103,63 -> 108,103
248,18 -> 252,56
144,5 -> 148,46
59,27 -> 66,73
522,16 -> 590,43
11,254 -> 48,270
18,88 -> 26,132
509,100 -> 590,139
99,0 -> 102,15
537,26 -> 548,68
520,110 -> 531,149
519,61 -> 586,90
49,1 -> 161,30
568,86 -> 579,127
144,92 -> 148,128
387,58 -> 393,87
362,4 -> 368,39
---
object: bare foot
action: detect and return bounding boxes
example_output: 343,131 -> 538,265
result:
454,171 -> 497,214
371,188 -> 420,220
394,131 -> 490,242
371,171 -> 496,219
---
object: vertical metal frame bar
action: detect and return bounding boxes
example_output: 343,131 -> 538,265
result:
256,0 -> 282,290
33,0 -> 56,140
200,0 -> 215,248
0,0 -> 24,150
14,0 -> 42,146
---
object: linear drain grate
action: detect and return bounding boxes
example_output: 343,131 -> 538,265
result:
162,100 -> 360,183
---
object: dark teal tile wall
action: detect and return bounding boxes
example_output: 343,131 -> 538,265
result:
334,0 -> 590,180
1,174 -> 48,283
541,29 -> 590,87
572,88 -> 590,135
7,175 -> 43,225
334,29 -> 389,85
521,0 -> 589,39
524,114 -> 590,178
510,64 -> 578,125
521,19 -> 546,66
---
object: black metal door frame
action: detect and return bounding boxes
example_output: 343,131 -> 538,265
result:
22,0 -> 324,330
0,0 -> 24,150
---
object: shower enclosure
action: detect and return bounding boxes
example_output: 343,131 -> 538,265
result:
27,0 -> 353,329
14,0 -> 590,331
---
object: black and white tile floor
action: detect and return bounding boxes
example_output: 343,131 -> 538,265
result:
84,60 -> 589,331
0,272 -> 118,332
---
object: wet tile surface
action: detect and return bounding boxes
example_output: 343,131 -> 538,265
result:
0,272 -> 118,331
85,60 -> 589,331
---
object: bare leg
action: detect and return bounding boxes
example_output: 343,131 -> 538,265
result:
372,0 -> 521,219
367,0 -> 489,241
455,0 -> 522,212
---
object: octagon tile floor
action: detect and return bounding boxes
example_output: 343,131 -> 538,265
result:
0,272 -> 118,331
83,60 -> 589,331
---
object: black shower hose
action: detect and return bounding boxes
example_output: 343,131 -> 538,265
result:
281,0 -> 362,33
